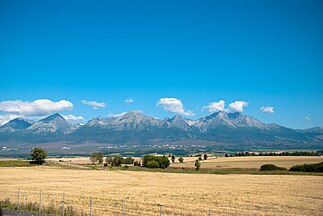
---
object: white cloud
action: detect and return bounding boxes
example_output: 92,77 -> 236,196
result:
260,106 -> 274,113
229,101 -> 248,113
125,98 -> 134,104
305,116 -> 311,121
203,100 -> 225,112
0,114 -> 20,126
0,99 -> 73,116
81,100 -> 106,109
63,114 -> 85,122
157,98 -> 195,116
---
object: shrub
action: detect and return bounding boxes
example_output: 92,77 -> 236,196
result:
204,154 -> 208,160
142,155 -> 170,169
31,147 -> 47,165
260,164 -> 286,171
178,157 -> 184,163
123,157 -> 135,164
142,155 -> 155,167
146,160 -> 160,168
289,162 -> 323,172
198,155 -> 202,161
158,156 -> 170,169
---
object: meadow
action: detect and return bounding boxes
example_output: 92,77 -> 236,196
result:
1,156 -> 323,216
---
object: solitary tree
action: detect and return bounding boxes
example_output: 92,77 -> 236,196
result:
171,155 -> 175,163
105,156 -> 113,166
195,159 -> 201,171
203,154 -> 208,160
31,147 -> 47,165
90,152 -> 103,164
178,157 -> 184,163
111,156 -> 123,166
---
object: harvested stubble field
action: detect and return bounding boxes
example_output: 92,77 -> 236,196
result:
1,166 -> 323,216
171,156 -> 323,169
47,156 -> 323,170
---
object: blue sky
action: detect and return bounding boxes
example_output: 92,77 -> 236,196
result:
0,0 -> 322,129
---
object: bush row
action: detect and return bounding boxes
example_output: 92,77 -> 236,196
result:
289,162 -> 323,172
260,162 -> 323,172
142,155 -> 170,169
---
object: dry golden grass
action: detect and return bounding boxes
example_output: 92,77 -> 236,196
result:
171,156 -> 323,169
47,156 -> 93,165
1,166 -> 322,216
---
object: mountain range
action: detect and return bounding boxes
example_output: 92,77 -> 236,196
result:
0,110 -> 322,150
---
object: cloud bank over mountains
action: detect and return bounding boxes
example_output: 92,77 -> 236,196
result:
202,100 -> 249,113
81,100 -> 106,109
0,98 -> 279,126
0,99 -> 73,116
157,98 -> 195,117
125,98 -> 134,104
260,106 -> 274,113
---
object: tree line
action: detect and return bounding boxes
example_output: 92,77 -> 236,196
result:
225,151 -> 322,157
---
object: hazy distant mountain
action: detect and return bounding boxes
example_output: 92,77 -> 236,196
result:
0,110 -> 322,149
166,115 -> 194,131
0,118 -> 33,132
87,110 -> 165,130
298,127 -> 323,134
72,110 -> 189,143
194,111 -> 267,132
26,113 -> 75,134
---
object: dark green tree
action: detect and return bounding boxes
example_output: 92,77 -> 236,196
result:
195,159 -> 201,171
142,155 -> 170,169
111,156 -> 124,166
178,157 -> 184,163
203,154 -> 208,160
31,147 -> 47,165
158,156 -> 170,169
171,155 -> 175,163
123,157 -> 135,164
146,160 -> 160,168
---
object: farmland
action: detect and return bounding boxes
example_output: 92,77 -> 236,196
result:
170,156 -> 323,169
1,157 -> 323,216
46,155 -> 323,170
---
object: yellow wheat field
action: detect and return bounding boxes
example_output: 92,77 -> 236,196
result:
1,166 -> 323,216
